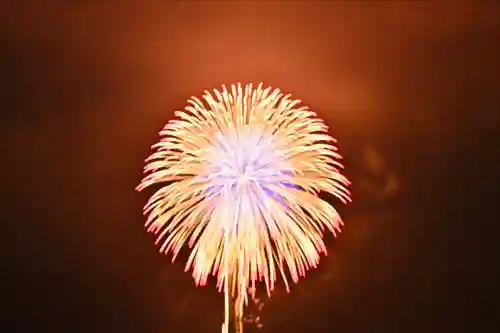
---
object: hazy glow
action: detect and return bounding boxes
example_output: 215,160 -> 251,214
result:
137,83 -> 350,332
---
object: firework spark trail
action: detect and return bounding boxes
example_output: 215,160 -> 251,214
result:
137,83 -> 351,332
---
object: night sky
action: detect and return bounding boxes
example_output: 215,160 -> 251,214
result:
3,1 -> 499,332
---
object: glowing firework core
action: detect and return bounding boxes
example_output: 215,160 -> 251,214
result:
204,126 -> 283,186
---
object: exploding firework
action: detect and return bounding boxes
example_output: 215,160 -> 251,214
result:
137,83 -> 351,333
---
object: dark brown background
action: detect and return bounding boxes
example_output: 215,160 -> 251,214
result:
3,1 -> 499,332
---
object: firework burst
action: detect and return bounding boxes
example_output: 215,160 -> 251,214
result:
137,83 -> 350,333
